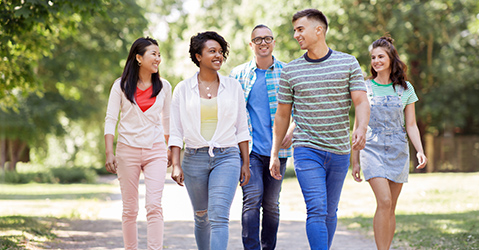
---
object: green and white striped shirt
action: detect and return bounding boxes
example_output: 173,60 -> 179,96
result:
368,79 -> 418,109
278,49 -> 366,154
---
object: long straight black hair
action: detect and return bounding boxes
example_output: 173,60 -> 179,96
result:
121,37 -> 163,104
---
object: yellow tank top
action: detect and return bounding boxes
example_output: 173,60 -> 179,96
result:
200,97 -> 218,141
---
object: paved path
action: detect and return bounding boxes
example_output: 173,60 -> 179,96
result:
44,175 -> 385,249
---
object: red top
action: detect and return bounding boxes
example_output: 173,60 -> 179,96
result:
135,86 -> 156,112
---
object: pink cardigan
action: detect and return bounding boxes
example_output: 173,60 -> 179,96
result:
104,78 -> 171,149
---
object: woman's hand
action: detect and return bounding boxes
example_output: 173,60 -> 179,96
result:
167,149 -> 172,167
171,163 -> 184,186
239,162 -> 251,186
105,152 -> 118,174
352,162 -> 362,182
416,152 -> 427,169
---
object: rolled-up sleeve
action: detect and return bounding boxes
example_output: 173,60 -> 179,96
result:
161,79 -> 172,135
168,82 -> 184,148
234,82 -> 251,143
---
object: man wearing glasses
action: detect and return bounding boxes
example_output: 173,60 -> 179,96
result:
230,24 -> 294,250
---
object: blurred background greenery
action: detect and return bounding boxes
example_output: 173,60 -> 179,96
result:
1,0 -> 479,178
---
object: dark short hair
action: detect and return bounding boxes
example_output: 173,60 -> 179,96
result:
121,37 -> 163,104
292,9 -> 328,32
369,36 -> 408,90
251,24 -> 272,37
189,31 -> 229,67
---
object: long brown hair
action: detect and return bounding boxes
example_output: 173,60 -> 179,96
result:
369,36 -> 408,90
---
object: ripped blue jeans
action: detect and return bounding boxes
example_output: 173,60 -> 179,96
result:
182,147 -> 241,250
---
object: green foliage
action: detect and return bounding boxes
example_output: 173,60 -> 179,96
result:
50,167 -> 97,184
0,0 -> 107,107
0,216 -> 56,249
340,171 -> 479,249
1,0 -> 149,170
1,167 -> 98,184
327,0 -> 479,135
155,0 -> 479,136
341,211 -> 479,250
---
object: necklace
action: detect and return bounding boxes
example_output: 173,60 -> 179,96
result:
198,77 -> 218,99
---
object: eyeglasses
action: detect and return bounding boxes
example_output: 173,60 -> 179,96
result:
251,36 -> 274,45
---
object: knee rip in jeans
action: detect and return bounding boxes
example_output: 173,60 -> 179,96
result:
196,209 -> 208,217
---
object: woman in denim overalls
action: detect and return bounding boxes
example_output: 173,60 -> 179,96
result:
352,36 -> 428,250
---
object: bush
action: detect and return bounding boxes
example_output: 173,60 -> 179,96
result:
1,167 -> 98,184
2,171 -> 36,184
284,167 -> 297,179
90,166 -> 114,176
50,167 -> 97,184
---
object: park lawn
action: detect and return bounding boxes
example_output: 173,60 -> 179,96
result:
0,182 -> 118,249
338,171 -> 479,250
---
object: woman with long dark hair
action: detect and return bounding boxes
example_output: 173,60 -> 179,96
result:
104,37 -> 171,250
169,31 -> 250,250
352,36 -> 427,250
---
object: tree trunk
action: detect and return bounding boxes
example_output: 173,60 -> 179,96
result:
6,139 -> 27,172
0,139 -> 6,172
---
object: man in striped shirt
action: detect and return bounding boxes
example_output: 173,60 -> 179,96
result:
269,9 -> 370,250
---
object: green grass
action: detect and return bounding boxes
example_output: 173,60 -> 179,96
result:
338,171 -> 479,249
0,182 -> 118,249
0,216 -> 57,250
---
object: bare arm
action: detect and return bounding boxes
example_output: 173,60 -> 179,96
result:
351,91 -> 370,150
280,121 -> 295,149
104,134 -> 118,174
351,148 -> 362,182
238,141 -> 250,186
170,146 -> 184,186
404,103 -> 427,169
269,103 -> 293,180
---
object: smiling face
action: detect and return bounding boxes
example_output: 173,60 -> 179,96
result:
196,39 -> 223,72
136,44 -> 161,74
250,27 -> 275,59
370,47 -> 391,75
293,16 -> 323,50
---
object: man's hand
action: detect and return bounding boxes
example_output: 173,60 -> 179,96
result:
351,126 -> 367,150
269,156 -> 282,180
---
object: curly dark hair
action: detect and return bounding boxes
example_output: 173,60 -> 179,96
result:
369,36 -> 408,90
189,31 -> 229,67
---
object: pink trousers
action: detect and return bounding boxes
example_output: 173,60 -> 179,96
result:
116,142 -> 167,250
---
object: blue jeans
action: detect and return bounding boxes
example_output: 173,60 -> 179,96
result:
293,147 -> 350,250
182,147 -> 241,250
241,151 -> 287,250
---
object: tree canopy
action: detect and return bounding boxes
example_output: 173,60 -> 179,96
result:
1,0 -> 478,171
0,0 -> 148,170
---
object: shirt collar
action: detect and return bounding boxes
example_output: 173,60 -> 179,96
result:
249,56 -> 277,71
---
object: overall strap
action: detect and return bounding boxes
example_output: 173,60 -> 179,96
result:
395,83 -> 405,97
365,80 -> 374,100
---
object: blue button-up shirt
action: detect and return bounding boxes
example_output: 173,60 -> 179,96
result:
230,56 -> 292,158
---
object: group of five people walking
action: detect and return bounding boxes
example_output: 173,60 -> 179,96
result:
104,8 -> 427,250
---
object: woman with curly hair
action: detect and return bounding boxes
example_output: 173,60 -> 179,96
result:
169,31 -> 251,250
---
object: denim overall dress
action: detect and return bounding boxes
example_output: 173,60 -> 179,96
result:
360,80 -> 409,183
